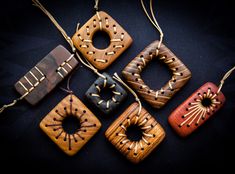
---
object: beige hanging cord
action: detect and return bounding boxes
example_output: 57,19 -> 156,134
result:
94,0 -> 99,11
217,66 -> 235,94
32,0 -> 106,79
0,93 -> 27,114
141,0 -> 164,53
113,73 -> 142,115
32,0 -> 76,52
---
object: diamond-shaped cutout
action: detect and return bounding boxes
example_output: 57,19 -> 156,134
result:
168,82 -> 225,137
40,94 -> 101,156
72,11 -> 133,70
105,102 -> 165,163
122,40 -> 192,109
85,73 -> 127,114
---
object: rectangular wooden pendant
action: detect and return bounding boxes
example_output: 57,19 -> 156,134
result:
168,82 -> 226,137
105,102 -> 165,163
14,45 -> 78,105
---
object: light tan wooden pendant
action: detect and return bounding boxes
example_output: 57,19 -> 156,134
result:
72,10 -> 133,70
40,94 -> 101,156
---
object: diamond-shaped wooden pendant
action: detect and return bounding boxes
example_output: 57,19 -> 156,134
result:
105,102 -> 165,163
122,40 -> 192,109
40,94 -> 101,156
72,11 -> 133,70
168,82 -> 225,137
85,73 -> 127,114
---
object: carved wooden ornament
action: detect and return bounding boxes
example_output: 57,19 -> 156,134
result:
40,94 -> 101,156
105,102 -> 165,163
14,45 -> 78,105
72,11 -> 133,70
85,73 -> 127,114
122,41 -> 191,109
168,82 -> 225,137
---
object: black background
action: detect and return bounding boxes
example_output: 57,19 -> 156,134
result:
0,0 -> 235,173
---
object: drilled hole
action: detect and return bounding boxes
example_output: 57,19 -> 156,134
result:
62,115 -> 81,134
92,31 -> 110,49
201,98 -> 213,107
99,86 -> 114,101
126,125 -> 143,141
141,57 -> 171,90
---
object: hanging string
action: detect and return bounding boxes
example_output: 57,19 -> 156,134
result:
94,0 -> 100,11
113,73 -> 142,115
217,66 -> 235,94
141,0 -> 164,53
59,67 -> 78,94
0,93 -> 27,114
32,0 -> 106,79
32,0 -> 76,52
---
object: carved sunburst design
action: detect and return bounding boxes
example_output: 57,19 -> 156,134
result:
179,87 -> 222,128
40,94 -> 101,156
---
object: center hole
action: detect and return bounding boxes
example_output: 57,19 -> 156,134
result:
92,31 -> 110,49
62,115 -> 81,134
141,56 -> 171,90
126,125 -> 143,141
99,86 -> 114,101
201,98 -> 212,107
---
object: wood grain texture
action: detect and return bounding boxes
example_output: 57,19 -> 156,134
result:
168,82 -> 225,137
122,40 -> 191,109
40,94 -> 101,156
72,11 -> 133,70
105,102 -> 165,163
14,45 -> 78,105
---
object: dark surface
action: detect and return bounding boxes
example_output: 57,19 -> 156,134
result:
85,73 -> 127,114
0,0 -> 235,173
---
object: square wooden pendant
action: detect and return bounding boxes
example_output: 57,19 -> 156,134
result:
40,94 -> 101,156
168,82 -> 225,137
122,40 -> 192,109
105,102 -> 165,163
72,11 -> 133,70
14,45 -> 78,105
85,73 -> 127,114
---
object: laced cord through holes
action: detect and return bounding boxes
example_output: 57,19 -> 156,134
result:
32,0 -> 105,80
118,116 -> 155,156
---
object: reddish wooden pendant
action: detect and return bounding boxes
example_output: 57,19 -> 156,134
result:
168,82 -> 225,137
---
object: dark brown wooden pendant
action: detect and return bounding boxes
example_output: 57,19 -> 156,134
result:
168,82 -> 225,137
122,40 -> 192,109
14,45 -> 78,105
72,11 -> 133,70
105,102 -> 165,163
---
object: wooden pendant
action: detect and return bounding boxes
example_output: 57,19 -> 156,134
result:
105,102 -> 165,163
122,40 -> 192,109
40,94 -> 101,156
72,11 -> 133,70
85,73 -> 127,114
14,45 -> 78,105
168,82 -> 225,137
